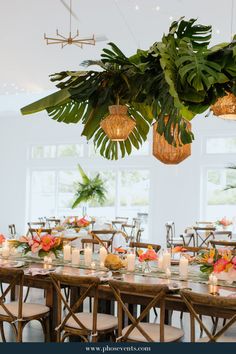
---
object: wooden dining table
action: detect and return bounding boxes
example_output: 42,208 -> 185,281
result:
1,258 -> 236,342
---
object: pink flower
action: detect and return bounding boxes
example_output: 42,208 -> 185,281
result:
213,258 -> 229,273
19,236 -> 28,243
207,257 -> 214,264
232,256 -> 236,265
31,241 -> 41,253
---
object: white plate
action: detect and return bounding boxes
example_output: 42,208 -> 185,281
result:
0,261 -> 25,268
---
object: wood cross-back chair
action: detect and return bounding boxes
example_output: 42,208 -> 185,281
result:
121,224 -> 137,241
0,268 -> 50,342
50,273 -> 117,343
129,242 -> 161,257
193,226 -> 216,247
8,224 -> 16,237
108,280 -> 184,342
89,230 -> 127,252
27,221 -> 46,229
165,222 -> 184,248
112,217 -> 129,230
180,289 -> 236,342
212,230 -> 232,241
81,238 -> 112,252
45,218 -> 61,228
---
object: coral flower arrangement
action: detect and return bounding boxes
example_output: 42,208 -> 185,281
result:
138,245 -> 158,262
63,216 -> 90,230
197,248 -> 236,280
216,217 -> 232,228
17,231 -> 63,258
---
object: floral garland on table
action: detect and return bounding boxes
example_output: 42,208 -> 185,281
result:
63,216 -> 90,231
197,248 -> 236,277
16,231 -> 63,258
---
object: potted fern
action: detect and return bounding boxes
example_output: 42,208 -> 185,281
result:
72,164 -> 107,216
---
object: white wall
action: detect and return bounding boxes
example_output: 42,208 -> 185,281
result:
0,104 -> 236,247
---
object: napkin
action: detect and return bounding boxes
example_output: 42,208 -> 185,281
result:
24,267 -> 55,276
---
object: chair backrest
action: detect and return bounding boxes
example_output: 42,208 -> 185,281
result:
180,289 -> 236,342
8,224 -> 16,237
28,228 -> 52,237
210,240 -> 236,250
212,230 -> 232,241
165,222 -> 175,247
46,218 -> 61,227
27,221 -> 46,228
115,217 -> 129,222
81,238 -> 112,252
0,268 -> 23,321
195,221 -> 215,227
50,273 -> 100,338
108,280 -> 168,342
129,241 -> 161,256
121,224 -> 136,239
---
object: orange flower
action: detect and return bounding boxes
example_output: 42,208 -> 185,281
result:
40,234 -> 55,252
0,234 -> 5,245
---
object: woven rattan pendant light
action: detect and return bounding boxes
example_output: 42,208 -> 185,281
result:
211,1 -> 236,120
100,105 -> 136,141
211,92 -> 236,120
153,117 -> 191,164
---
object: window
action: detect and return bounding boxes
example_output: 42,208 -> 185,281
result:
31,144 -> 84,159
28,142 -> 151,239
206,167 -> 236,220
206,137 -> 236,154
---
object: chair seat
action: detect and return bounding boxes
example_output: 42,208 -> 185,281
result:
122,323 -> 184,342
0,302 -> 49,318
198,336 -> 236,342
65,312 -> 118,332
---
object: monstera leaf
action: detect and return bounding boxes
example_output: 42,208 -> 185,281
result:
20,18 -> 236,160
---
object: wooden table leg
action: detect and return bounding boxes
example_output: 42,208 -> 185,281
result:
45,285 -> 57,342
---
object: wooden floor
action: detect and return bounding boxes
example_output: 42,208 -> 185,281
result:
0,287 -> 235,342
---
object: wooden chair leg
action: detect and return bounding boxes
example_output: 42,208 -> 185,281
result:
23,287 -> 30,302
0,322 -> 6,342
17,321 -> 23,342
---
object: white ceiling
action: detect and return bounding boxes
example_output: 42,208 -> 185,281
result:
0,0 -> 233,94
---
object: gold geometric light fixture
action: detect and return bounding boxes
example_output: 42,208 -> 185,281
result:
44,0 -> 96,49
100,105 -> 136,142
153,117 -> 192,164
210,92 -> 236,120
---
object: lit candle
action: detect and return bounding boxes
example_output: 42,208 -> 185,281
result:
209,273 -> 218,295
63,244 -> 71,261
84,245 -> 92,266
91,261 -> 96,269
165,267 -> 171,279
162,250 -> 171,271
72,248 -> 80,265
127,251 -> 135,272
179,256 -> 188,280
99,246 -> 107,264
2,242 -> 10,258
158,255 -> 163,270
